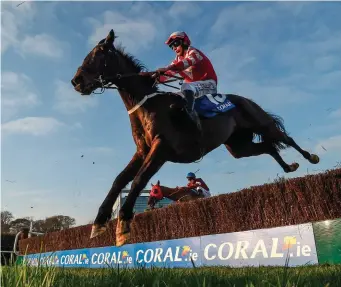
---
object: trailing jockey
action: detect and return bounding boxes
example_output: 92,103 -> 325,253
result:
153,31 -> 218,134
186,172 -> 211,198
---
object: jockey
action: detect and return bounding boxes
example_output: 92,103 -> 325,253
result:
154,31 -> 218,133
186,172 -> 211,198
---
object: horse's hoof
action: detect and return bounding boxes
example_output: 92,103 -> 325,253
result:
90,224 -> 107,239
116,231 -> 131,247
284,162 -> 299,173
115,217 -> 131,246
309,154 -> 320,164
290,162 -> 299,172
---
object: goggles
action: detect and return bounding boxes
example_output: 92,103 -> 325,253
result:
169,39 -> 182,49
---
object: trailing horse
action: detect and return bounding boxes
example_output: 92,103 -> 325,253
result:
148,180 -> 205,210
71,29 -> 319,247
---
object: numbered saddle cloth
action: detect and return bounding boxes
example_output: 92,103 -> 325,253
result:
194,93 -> 236,118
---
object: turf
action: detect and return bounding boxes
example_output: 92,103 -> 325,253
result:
2,264 -> 341,287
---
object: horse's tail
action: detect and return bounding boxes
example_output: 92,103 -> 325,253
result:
261,112 -> 290,151
246,98 -> 290,152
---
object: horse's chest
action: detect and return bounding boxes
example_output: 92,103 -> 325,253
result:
133,116 -> 156,148
143,121 -> 155,146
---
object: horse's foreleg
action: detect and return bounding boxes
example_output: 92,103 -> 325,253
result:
90,152 -> 145,239
116,137 -> 166,246
225,142 -> 299,173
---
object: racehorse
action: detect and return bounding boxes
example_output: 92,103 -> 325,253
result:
71,29 -> 319,247
148,180 -> 204,209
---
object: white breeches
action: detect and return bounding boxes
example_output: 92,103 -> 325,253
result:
193,186 -> 211,198
181,79 -> 217,99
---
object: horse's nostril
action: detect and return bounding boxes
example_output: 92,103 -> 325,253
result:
71,76 -> 83,87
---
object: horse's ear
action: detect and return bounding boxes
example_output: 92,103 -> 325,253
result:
157,180 -> 160,186
105,29 -> 116,46
151,182 -> 154,187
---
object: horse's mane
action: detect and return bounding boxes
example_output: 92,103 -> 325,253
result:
116,45 -> 161,93
99,39 -> 161,93
116,44 -> 146,73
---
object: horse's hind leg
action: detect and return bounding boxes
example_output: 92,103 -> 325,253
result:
225,141 -> 299,173
263,123 -> 320,165
229,95 -> 319,165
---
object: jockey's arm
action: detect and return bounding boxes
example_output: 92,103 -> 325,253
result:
158,60 -> 179,82
159,49 -> 203,82
196,178 -> 210,191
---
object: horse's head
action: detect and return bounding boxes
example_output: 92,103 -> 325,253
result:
148,180 -> 163,209
71,29 -> 121,95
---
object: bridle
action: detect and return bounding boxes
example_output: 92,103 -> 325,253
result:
82,43 -> 184,95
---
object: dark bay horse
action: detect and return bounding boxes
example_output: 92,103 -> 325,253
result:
71,29 -> 319,246
148,180 -> 204,209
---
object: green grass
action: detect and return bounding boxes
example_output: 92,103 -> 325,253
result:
1,263 -> 341,287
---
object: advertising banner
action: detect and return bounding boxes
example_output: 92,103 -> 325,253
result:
133,236 -> 202,268
201,223 -> 318,267
57,248 -> 91,268
20,223 -> 322,269
89,244 -> 135,268
23,248 -> 91,268
313,218 -> 341,264
21,237 -> 202,269
23,251 -> 58,267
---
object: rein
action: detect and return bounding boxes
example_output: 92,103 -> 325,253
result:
92,71 -> 183,95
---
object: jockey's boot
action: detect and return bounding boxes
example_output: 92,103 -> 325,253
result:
191,188 -> 200,196
183,90 -> 202,134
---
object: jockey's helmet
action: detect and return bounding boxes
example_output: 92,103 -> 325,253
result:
186,172 -> 196,179
165,31 -> 191,48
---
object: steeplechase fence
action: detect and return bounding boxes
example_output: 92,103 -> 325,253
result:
17,168 -> 341,268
